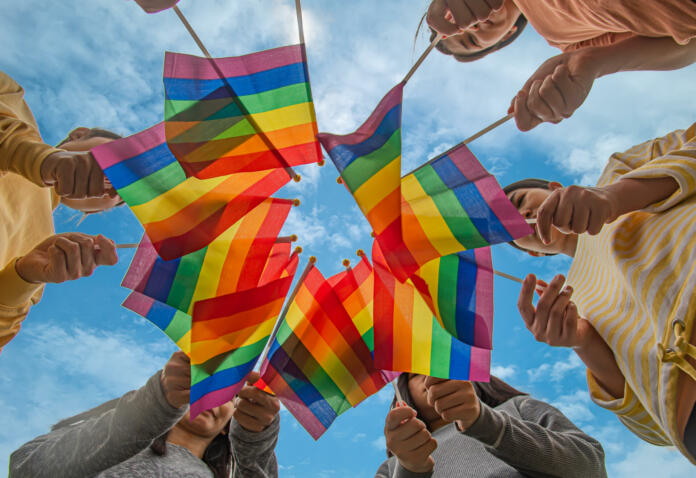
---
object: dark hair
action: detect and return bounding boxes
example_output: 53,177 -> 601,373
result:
57,127 -> 122,147
416,12 -> 527,63
503,178 -> 555,255
150,428 -> 232,478
389,373 -> 526,435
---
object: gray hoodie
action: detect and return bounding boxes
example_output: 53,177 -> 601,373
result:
9,371 -> 279,478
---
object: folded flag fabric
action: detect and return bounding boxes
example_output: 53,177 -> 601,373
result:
372,242 -> 491,381
121,197 -> 294,314
412,248 -> 494,350
188,249 -> 300,418
122,290 -> 192,354
164,44 -> 322,179
260,261 -> 389,439
318,84 -> 531,281
92,123 -> 290,260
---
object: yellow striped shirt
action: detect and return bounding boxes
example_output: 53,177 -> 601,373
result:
566,123 -> 696,462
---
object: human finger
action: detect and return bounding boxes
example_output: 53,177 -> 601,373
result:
426,380 -> 459,406
48,245 -> 69,283
587,207 -> 605,235
386,407 -> 417,431
71,233 -> 96,277
571,200 -> 590,235
512,91 -> 542,132
526,80 -> 555,123
235,399 -> 276,426
423,376 -> 446,389
536,189 -> 560,244
87,155 -> 106,198
546,285 -> 573,341
533,274 -> 565,336
401,428 -> 433,452
517,274 -> 537,326
561,302 -> 580,344
54,159 -> 76,197
94,235 -> 118,266
427,0 -> 459,35
71,155 -> 89,199
54,236 -> 81,280
445,0 -> 475,30
537,74 -> 567,123
238,385 -> 279,413
552,189 -> 574,233
549,64 -> 577,118
389,415 -> 426,441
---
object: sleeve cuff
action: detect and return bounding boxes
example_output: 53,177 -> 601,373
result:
0,258 -> 43,309
26,145 -> 61,188
586,369 -> 635,413
462,401 -> 506,447
229,413 -> 280,444
394,463 -> 434,478
150,370 -> 189,417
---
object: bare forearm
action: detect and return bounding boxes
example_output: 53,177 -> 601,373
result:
604,176 -> 678,217
574,326 -> 625,399
582,36 -> 696,78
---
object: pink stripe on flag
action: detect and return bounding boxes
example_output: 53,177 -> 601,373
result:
473,248 -> 494,350
317,82 -> 404,150
473,176 -> 533,240
92,123 -> 165,170
381,370 -> 401,383
444,143 -> 489,182
163,44 -> 304,80
262,362 -> 327,440
189,382 -> 246,419
468,347 -> 491,382
121,235 -> 159,290
122,291 -> 155,317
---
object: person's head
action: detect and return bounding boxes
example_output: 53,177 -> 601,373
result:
391,373 -> 526,431
57,127 -> 125,214
426,0 -> 526,62
151,403 -> 236,478
503,178 -> 575,256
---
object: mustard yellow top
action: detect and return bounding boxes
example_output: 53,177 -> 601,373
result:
566,123 -> 696,462
0,71 -> 61,352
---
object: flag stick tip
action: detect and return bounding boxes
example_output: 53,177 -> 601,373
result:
318,158 -> 325,166
342,259 -> 351,268
293,174 -> 302,183
370,231 -> 376,238
309,256 -> 317,263
294,246 -> 303,254
356,249 -> 365,257
289,234 -> 298,242
292,198 -> 301,207
336,177 -> 343,184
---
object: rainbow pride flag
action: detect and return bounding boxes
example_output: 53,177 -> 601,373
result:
123,290 -> 192,354
412,249 -> 494,350
372,242 -> 491,381
188,249 -> 300,418
92,123 -> 290,260
164,45 -> 321,179
121,197 -> 294,314
260,262 -> 389,439
318,84 -> 531,281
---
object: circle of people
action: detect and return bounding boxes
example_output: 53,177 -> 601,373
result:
3,0 -> 696,476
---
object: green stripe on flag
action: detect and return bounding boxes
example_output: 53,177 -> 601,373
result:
117,162 -> 187,206
342,130 -> 401,192
429,318 -> 452,378
190,338 -> 267,386
163,310 -> 192,343
167,247 -> 208,313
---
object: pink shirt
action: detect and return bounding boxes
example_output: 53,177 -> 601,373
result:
514,0 -> 696,51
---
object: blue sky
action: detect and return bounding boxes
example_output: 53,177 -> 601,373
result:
1,0 -> 695,476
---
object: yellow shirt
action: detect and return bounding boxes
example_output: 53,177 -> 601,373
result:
0,71 -> 61,352
566,123 -> 696,462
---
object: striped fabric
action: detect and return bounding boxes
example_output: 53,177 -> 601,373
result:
121,197 -> 294,314
372,242 -> 491,381
164,45 -> 321,178
122,290 -> 192,354
260,262 -> 389,439
188,249 -> 299,418
318,83 -> 530,281
564,124 -> 696,459
92,123 -> 290,260
413,249 -> 494,350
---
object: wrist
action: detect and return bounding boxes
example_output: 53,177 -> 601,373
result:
399,460 -> 433,474
574,46 -> 611,80
14,257 -> 41,284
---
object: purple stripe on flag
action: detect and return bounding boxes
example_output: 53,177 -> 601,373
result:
92,123 -> 164,170
317,82 -> 404,150
163,44 -> 304,80
472,176 -> 533,240
473,247 -> 494,350
468,347 -> 491,382
121,236 -> 159,290
122,290 -> 155,317
380,370 -> 401,383
443,143 -> 489,182
190,382 -> 246,419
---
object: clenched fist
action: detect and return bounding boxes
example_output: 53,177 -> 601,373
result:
384,405 -> 438,473
233,371 -> 280,432
161,351 -> 191,409
424,377 -> 481,431
41,150 -> 114,199
15,233 -> 118,284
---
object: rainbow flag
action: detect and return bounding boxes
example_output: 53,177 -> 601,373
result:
372,242 -> 491,381
189,249 -> 300,418
317,84 -> 531,281
92,123 -> 290,260
260,262 -> 388,439
122,290 -> 192,354
121,197 -> 294,314
163,45 -> 321,179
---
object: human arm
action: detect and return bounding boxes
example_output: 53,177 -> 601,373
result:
511,36 -> 696,131
383,406 -> 438,477
230,372 -> 281,478
134,0 -> 180,13
9,352 -> 191,478
518,274 -> 625,399
464,395 -> 607,478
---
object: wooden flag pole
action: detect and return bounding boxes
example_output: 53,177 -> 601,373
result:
493,269 -> 523,284
171,6 -> 300,182
403,33 -> 444,84
254,256 -> 316,372
116,243 -> 139,249
294,0 -> 306,45
392,379 -> 404,403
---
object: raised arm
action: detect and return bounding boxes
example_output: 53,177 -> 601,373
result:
9,352 -> 190,478
511,35 -> 696,131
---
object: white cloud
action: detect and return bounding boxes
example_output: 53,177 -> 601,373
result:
609,442 -> 693,478
554,133 -> 639,185
491,364 -> 516,380
551,389 -> 594,424
371,436 -> 387,451
353,432 -> 367,442
528,351 -> 583,382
